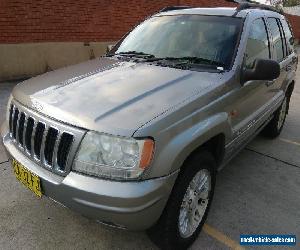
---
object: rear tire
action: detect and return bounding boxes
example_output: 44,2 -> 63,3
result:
148,151 -> 216,250
262,96 -> 289,139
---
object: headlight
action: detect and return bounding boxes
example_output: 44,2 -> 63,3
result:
73,132 -> 154,180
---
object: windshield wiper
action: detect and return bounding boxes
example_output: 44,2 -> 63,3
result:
171,57 -> 225,67
114,51 -> 156,58
145,56 -> 226,69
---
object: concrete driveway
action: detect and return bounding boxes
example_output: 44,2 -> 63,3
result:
0,53 -> 299,250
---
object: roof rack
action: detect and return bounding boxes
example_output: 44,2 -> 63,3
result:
159,2 -> 283,15
159,6 -> 191,13
236,2 -> 283,14
226,0 -> 284,15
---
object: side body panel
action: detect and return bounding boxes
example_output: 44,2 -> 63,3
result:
135,10 -> 296,179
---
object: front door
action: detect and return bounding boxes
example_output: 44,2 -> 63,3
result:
225,17 -> 277,156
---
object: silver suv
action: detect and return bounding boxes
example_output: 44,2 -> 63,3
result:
1,3 -> 298,249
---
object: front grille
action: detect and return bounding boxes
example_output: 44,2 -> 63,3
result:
9,104 -> 13,132
8,101 -> 84,175
17,112 -> 25,146
44,127 -> 59,166
25,117 -> 34,152
12,108 -> 19,139
57,133 -> 74,171
33,122 -> 46,159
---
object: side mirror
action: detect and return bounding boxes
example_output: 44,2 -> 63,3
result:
242,59 -> 280,84
106,44 -> 115,54
289,37 -> 295,45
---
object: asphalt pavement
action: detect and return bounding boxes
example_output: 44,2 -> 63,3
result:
0,51 -> 299,249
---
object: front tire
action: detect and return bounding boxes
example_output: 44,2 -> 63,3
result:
148,151 -> 216,250
262,96 -> 289,138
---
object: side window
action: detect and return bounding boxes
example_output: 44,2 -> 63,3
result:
245,18 -> 270,69
277,20 -> 287,58
268,18 -> 285,62
281,18 -> 294,55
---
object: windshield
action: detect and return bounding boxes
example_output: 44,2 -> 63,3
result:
112,15 -> 243,70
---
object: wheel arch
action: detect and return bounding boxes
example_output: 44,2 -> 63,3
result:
285,80 -> 295,114
286,80 -> 295,98
157,113 -> 231,176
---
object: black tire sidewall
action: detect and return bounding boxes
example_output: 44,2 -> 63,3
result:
262,96 -> 288,138
150,151 -> 216,250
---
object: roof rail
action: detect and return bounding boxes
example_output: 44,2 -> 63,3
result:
159,6 -> 191,13
227,0 -> 284,15
226,0 -> 245,4
236,2 -> 283,14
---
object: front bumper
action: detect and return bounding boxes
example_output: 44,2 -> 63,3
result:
1,123 -> 178,230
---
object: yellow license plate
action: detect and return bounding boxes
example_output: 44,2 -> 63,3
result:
12,159 -> 42,198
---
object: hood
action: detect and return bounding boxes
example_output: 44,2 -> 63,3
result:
13,57 -> 224,136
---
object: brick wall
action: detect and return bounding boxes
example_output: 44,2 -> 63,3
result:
1,1 -> 299,81
1,0 -> 299,43
0,0 -> 236,43
180,0 -> 234,7
286,14 -> 300,42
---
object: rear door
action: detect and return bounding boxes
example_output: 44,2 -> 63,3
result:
280,17 -> 298,84
266,17 -> 288,97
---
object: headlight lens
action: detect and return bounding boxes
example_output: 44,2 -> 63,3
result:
73,132 -> 154,180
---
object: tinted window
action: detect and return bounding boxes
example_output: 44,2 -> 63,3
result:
281,18 -> 294,55
268,18 -> 285,62
113,15 -> 242,69
277,20 -> 287,57
245,18 -> 270,69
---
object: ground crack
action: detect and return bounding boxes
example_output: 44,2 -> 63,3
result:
245,148 -> 300,169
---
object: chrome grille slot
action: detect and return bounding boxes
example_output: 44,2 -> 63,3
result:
57,133 -> 74,171
9,104 -> 13,133
44,127 -> 58,166
12,108 -> 19,139
17,113 -> 26,146
34,122 -> 46,159
25,117 -> 34,152
8,101 -> 85,176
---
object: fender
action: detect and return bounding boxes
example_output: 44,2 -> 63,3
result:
148,112 -> 232,177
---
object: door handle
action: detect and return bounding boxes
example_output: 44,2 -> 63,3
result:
266,80 -> 275,87
286,65 -> 292,72
292,56 -> 298,64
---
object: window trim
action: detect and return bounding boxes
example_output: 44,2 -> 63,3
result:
280,18 -> 294,56
267,17 -> 286,63
276,18 -> 287,59
262,18 -> 272,59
